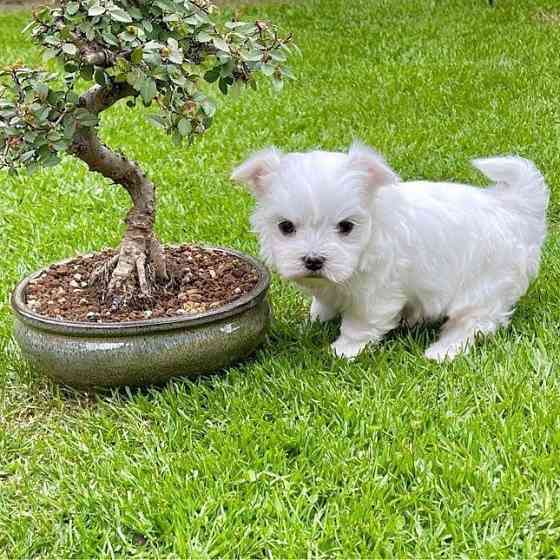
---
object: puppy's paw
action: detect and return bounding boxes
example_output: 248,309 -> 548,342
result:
424,342 -> 462,362
310,298 -> 337,323
331,337 -> 366,359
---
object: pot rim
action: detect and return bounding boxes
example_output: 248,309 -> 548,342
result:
11,245 -> 270,337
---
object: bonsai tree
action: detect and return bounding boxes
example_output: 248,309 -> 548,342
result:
0,0 -> 292,309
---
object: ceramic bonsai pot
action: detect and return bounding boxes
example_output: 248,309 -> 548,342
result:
11,248 -> 270,388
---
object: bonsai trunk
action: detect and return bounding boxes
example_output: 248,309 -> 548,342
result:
71,84 -> 168,308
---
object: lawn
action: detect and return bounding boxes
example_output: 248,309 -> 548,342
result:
1,0 -> 560,556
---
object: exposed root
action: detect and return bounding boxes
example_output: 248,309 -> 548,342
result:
135,253 -> 150,297
89,239 -> 172,311
150,236 -> 168,282
89,253 -> 119,288
106,250 -> 151,310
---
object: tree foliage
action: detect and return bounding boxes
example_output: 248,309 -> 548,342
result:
0,0 -> 294,172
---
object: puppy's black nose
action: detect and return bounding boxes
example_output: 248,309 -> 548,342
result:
303,256 -> 325,272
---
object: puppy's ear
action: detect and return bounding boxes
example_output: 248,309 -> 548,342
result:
230,147 -> 282,196
347,142 -> 399,187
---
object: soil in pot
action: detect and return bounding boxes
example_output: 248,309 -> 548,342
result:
24,245 -> 260,323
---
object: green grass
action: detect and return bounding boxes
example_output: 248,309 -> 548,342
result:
2,0 -> 560,556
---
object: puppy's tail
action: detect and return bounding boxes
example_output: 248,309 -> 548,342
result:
472,156 -> 549,221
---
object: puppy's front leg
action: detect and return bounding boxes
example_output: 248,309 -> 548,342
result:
331,302 -> 403,359
310,297 -> 338,323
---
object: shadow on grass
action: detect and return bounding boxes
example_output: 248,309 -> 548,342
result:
13,303 -> 536,413
14,315 -> 442,400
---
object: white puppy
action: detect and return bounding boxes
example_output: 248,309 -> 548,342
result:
232,143 -> 548,361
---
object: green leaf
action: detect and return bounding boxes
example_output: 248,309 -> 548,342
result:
74,108 -> 99,127
126,68 -> 144,88
197,31 -> 211,43
108,7 -> 133,23
177,118 -> 191,137
144,41 -> 163,50
102,31 -> 119,46
204,67 -> 220,83
85,26 -> 95,41
225,21 -> 253,30
20,150 -> 35,163
88,5 -> 106,16
240,49 -> 262,62
155,0 -> 173,11
139,78 -> 157,104
80,65 -> 94,81
66,91 -> 80,105
66,2 -> 79,16
119,31 -> 137,43
185,14 -> 203,25
62,43 -> 78,56
220,59 -> 234,78
168,50 -> 183,64
47,90 -> 62,105
168,71 -> 187,86
218,77 -> 229,95
143,51 -> 161,66
94,69 -> 110,87
34,83 -> 49,101
282,66 -> 296,80
260,63 -> 275,77
64,61 -> 79,73
0,109 -> 16,119
51,139 -> 69,151
42,153 -> 61,167
34,105 -> 51,122
212,38 -> 230,53
271,76 -> 284,92
128,6 -> 142,19
270,51 -> 287,63
63,117 -> 77,139
131,48 -> 144,65
150,66 -> 167,81
201,98 -> 216,117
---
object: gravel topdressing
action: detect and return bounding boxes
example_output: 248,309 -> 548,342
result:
24,245 -> 260,323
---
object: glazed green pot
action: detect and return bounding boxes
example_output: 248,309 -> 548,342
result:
11,247 -> 270,388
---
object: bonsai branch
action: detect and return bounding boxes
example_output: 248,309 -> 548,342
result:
52,18 -> 129,68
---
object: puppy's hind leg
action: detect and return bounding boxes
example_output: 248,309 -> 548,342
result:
424,310 -> 508,362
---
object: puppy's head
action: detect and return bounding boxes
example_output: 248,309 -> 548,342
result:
231,142 -> 398,286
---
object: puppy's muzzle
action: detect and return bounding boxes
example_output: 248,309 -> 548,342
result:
302,256 -> 326,272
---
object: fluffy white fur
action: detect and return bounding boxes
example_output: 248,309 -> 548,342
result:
232,143 -> 549,361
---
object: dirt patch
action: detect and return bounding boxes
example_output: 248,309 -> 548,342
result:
24,245 -> 260,323
533,9 -> 560,25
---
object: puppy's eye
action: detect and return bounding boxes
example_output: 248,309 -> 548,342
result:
337,220 -> 354,235
278,220 -> 296,235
